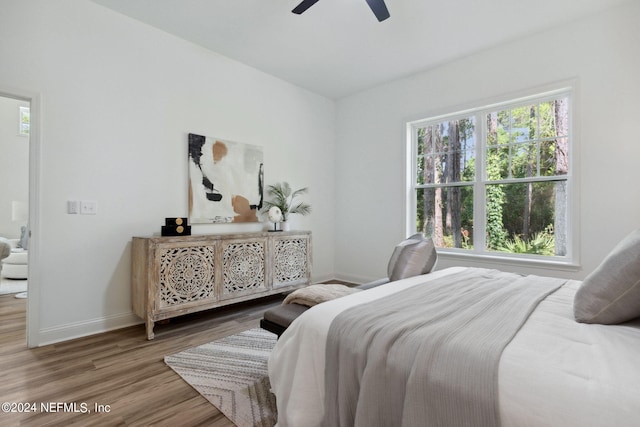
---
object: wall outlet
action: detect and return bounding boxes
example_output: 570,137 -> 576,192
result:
67,200 -> 79,214
80,201 -> 97,215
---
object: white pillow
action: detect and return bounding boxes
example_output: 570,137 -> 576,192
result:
574,229 -> 640,324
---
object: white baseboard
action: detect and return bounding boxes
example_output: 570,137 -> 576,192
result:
36,312 -> 142,347
32,274 -> 378,346
311,273 -> 335,284
331,272 -> 383,285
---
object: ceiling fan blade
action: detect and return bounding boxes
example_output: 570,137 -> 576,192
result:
365,0 -> 390,21
292,0 -> 321,15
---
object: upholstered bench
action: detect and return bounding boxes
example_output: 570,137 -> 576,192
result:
260,278 -> 389,337
260,233 -> 438,337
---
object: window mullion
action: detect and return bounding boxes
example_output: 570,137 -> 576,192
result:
407,124 -> 418,238
474,112 -> 486,254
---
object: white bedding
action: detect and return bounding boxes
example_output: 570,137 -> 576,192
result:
268,267 -> 640,427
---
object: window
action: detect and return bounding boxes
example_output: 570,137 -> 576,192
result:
19,106 -> 30,136
408,89 -> 572,261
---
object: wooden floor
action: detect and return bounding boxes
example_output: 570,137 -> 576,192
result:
0,292 -> 286,427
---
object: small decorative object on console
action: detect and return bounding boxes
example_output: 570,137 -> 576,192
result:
161,217 -> 191,236
267,206 -> 283,232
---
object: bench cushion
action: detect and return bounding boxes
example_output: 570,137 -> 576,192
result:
263,303 -> 309,328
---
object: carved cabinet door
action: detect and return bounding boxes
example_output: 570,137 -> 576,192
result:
219,237 -> 268,300
154,241 -> 217,312
271,234 -> 311,289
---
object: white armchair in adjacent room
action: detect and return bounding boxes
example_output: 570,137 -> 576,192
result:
1,227 -> 28,280
0,238 -> 11,276
2,241 -> 28,279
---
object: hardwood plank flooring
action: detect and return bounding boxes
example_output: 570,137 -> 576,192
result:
0,292 -> 286,427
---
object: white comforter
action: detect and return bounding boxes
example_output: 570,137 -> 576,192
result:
268,267 -> 640,427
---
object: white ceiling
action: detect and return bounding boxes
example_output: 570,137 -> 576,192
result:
90,0 -> 630,99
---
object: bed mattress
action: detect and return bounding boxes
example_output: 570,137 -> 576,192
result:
268,267 -> 640,427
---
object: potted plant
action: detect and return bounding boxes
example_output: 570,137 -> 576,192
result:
263,182 -> 311,231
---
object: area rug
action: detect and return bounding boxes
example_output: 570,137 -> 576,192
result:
0,278 -> 27,296
165,328 -> 278,427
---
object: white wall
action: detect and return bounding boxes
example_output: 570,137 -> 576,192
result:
0,96 -> 29,238
334,1 -> 640,283
0,0 -> 336,345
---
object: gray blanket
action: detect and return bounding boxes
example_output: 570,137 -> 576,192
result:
322,268 -> 565,427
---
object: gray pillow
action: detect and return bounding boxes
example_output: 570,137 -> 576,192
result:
574,229 -> 640,324
387,234 -> 437,282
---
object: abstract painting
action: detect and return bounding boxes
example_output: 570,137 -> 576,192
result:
188,133 -> 264,223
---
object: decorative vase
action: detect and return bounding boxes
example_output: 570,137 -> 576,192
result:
281,221 -> 290,231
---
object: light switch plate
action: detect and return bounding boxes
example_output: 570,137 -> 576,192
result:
80,201 -> 97,215
67,200 -> 79,214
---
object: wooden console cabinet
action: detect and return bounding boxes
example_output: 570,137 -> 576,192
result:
131,231 -> 311,339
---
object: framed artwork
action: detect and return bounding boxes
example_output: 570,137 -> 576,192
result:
188,133 -> 264,224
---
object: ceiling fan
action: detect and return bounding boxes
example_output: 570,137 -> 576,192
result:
292,0 -> 390,22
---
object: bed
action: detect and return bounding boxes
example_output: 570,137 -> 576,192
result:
268,231 -> 640,427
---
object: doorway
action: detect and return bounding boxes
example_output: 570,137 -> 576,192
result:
0,89 -> 40,347
0,96 -> 29,295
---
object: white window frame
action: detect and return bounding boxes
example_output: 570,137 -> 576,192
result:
406,87 -> 578,268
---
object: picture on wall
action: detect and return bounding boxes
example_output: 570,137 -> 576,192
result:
188,133 -> 264,224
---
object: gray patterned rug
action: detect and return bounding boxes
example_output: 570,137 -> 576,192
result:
165,328 -> 278,427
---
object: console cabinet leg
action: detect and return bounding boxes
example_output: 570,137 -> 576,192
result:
146,318 -> 155,340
